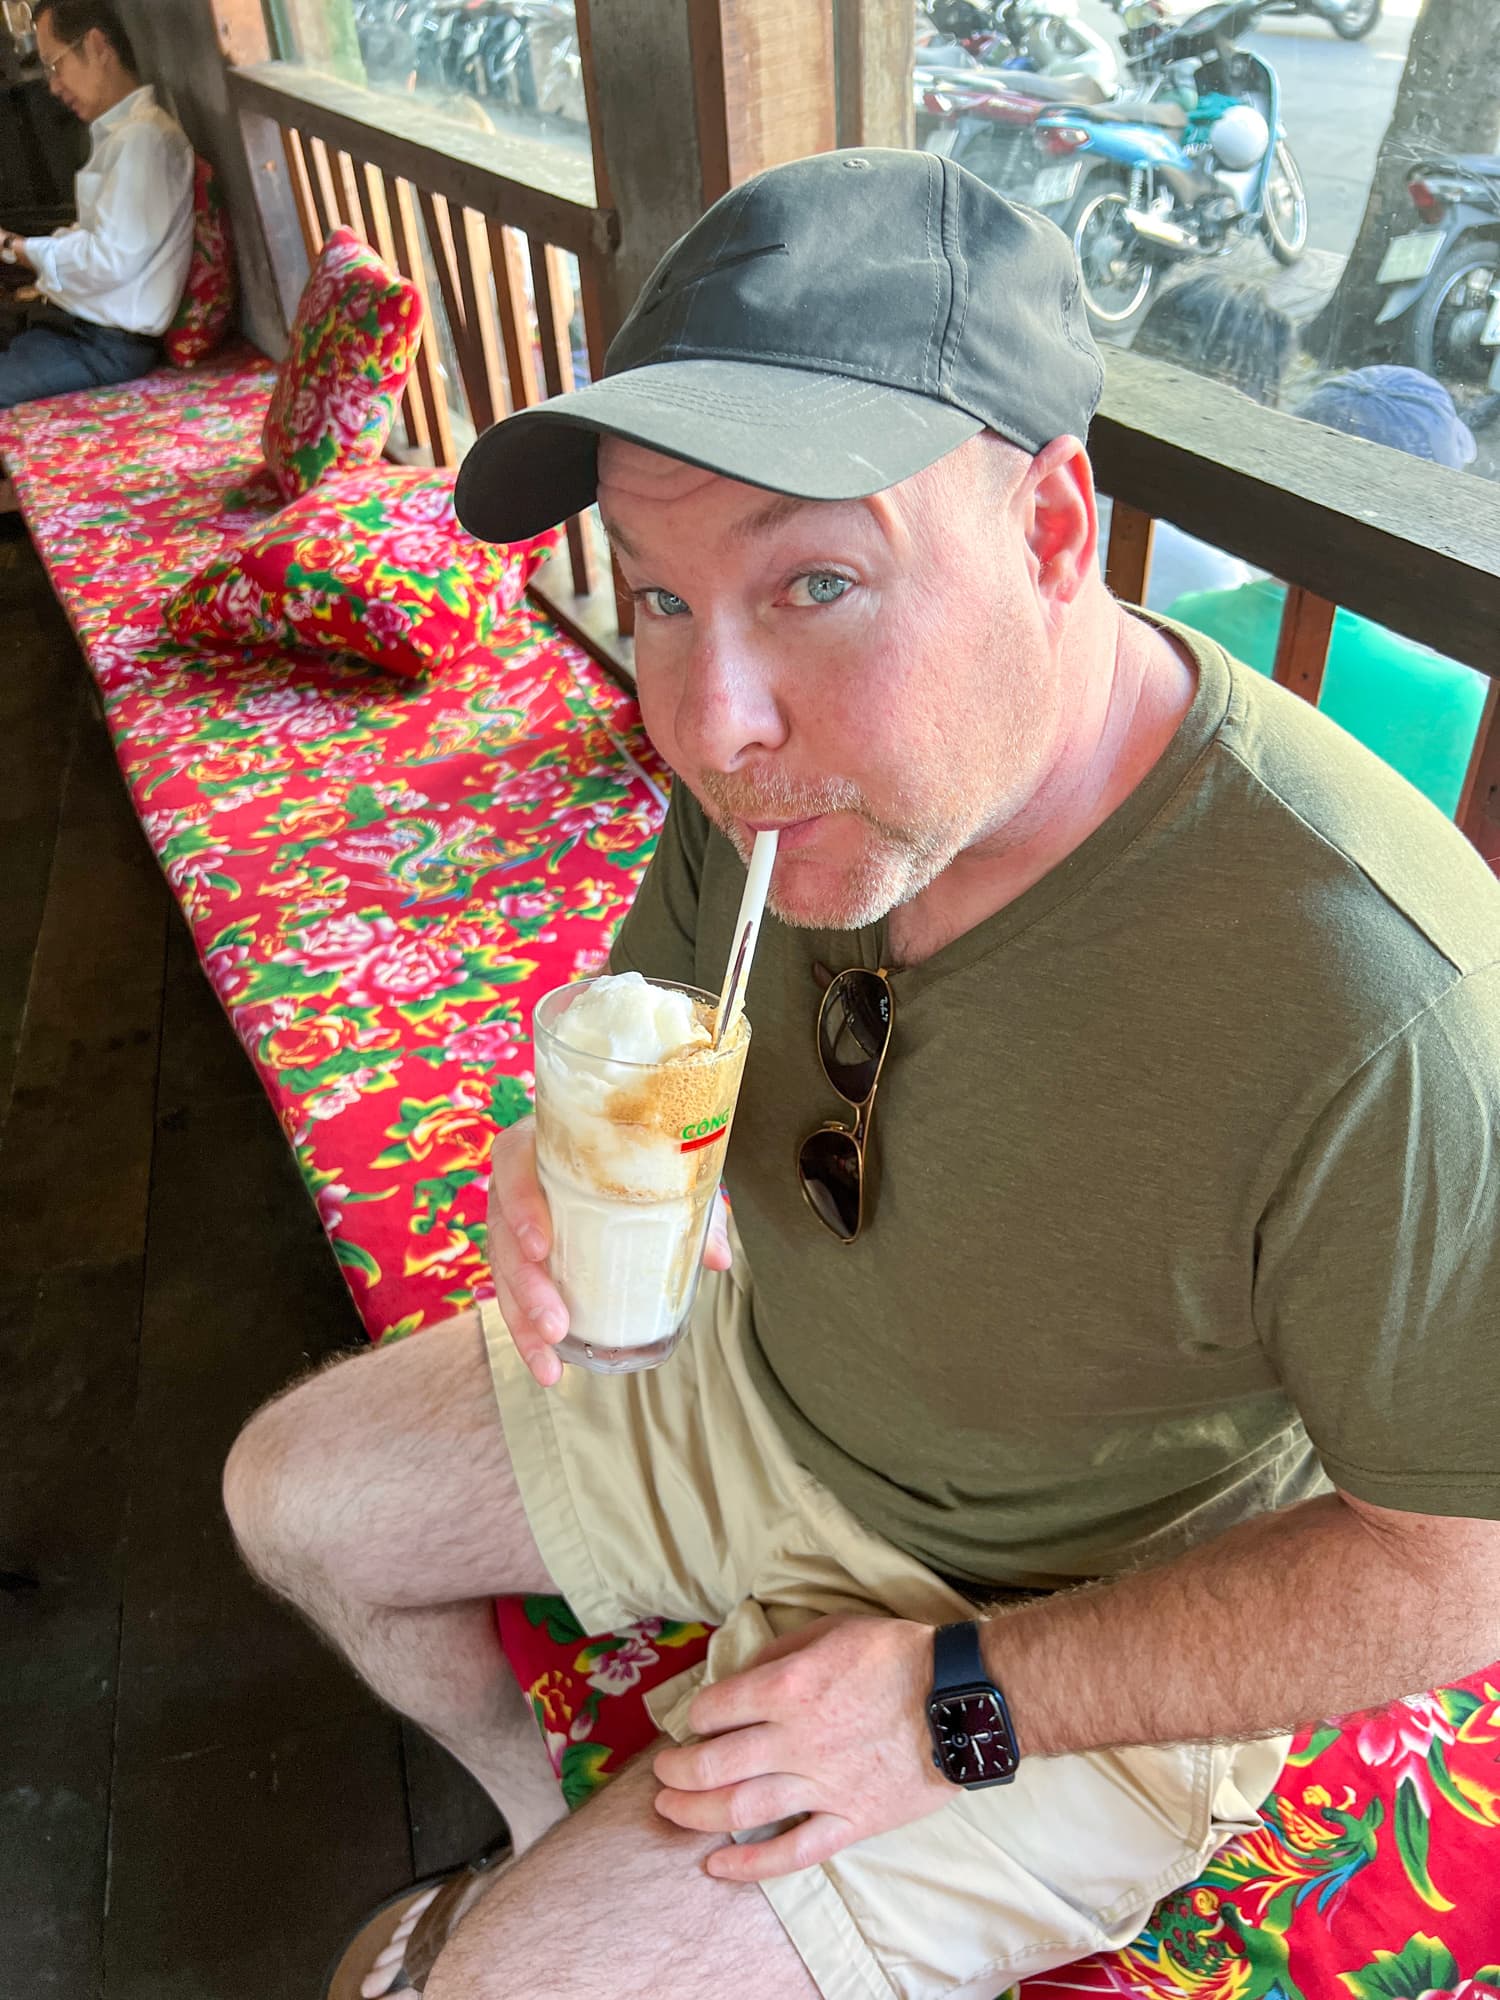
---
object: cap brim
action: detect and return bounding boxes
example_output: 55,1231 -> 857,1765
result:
454,359 -> 985,544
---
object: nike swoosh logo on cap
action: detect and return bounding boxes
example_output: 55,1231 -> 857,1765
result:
641,240 -> 789,315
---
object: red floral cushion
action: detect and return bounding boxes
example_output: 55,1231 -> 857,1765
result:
261,227 -> 423,501
163,466 -> 556,680
164,155 -> 236,369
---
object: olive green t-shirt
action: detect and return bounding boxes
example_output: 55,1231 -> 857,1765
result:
611,625 -> 1500,1590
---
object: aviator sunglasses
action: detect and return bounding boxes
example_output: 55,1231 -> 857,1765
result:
797,966 -> 894,1243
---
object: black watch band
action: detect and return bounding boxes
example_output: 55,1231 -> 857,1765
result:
932,1617 -> 989,1693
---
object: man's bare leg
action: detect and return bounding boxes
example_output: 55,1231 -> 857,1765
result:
423,1746 -> 821,2000
221,1308 -> 568,1852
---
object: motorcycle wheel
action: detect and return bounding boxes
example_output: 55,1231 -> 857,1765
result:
1262,141 -> 1308,268
1408,241 -> 1500,391
1330,0 -> 1381,39
1062,179 -> 1159,336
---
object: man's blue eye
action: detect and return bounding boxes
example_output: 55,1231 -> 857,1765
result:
644,589 -> 689,618
790,572 -> 852,607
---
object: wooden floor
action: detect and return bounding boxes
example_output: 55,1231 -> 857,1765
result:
0,523 -> 503,1997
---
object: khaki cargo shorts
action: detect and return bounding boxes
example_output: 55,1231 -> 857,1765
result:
479,1247 -> 1288,2000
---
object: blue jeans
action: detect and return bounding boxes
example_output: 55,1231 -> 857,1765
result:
0,303 -> 162,409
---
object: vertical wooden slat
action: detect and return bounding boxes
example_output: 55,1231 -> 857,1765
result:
382,172 -> 457,469
418,189 -> 492,437
458,209 -> 507,437
360,164 -> 431,458
531,239 -> 595,596
303,135 -> 340,241
1104,500 -> 1155,605
332,149 -> 371,244
1457,677 -> 1500,870
487,220 -> 542,414
280,127 -> 323,264
1270,587 -> 1336,706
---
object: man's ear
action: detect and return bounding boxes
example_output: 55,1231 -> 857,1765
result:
1021,435 -> 1097,618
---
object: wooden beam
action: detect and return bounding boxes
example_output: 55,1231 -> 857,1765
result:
228,64 -> 609,261
1104,501 -> 1155,606
1457,678 -> 1500,869
1270,588 -> 1336,706
1091,349 -> 1500,681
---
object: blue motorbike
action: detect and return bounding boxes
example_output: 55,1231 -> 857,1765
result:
1029,0 -> 1309,334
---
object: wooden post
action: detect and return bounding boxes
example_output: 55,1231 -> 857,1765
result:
580,0 -> 838,346
1104,501 -> 1156,605
834,0 -> 914,149
1457,678 -> 1500,871
215,0 -> 307,342
1271,587 -> 1336,707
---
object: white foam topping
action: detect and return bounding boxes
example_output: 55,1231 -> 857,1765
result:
555,970 -> 710,1067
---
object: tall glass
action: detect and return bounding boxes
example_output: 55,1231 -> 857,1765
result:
531,978 -> 751,1373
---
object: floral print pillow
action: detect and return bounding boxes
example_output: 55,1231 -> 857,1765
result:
163,466 -> 556,679
165,155 -> 236,369
260,227 -> 424,501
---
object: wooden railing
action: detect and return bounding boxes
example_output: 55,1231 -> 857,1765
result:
227,59 -> 623,656
1095,350 -> 1500,871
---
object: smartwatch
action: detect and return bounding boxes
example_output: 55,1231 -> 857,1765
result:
926,1620 -> 1020,1790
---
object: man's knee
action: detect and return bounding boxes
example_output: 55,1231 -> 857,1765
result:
222,1359 -> 366,1606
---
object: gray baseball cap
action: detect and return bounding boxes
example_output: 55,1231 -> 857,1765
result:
455,147 -> 1103,545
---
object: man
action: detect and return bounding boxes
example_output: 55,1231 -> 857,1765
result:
222,152 -> 1500,2000
0,0 -> 192,407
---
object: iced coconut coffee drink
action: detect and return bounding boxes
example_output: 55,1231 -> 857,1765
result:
531,971 -> 751,1372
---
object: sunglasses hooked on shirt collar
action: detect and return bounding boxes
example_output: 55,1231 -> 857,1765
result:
798,966 -> 894,1243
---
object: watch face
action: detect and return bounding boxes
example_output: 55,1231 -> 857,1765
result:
930,1689 -> 1018,1785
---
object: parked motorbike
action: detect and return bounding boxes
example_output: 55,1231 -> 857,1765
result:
916,61 -> 1084,196
1292,0 -> 1381,40
1030,0 -> 1309,333
927,0 -> 1119,94
1375,155 -> 1500,402
915,6 -> 1114,200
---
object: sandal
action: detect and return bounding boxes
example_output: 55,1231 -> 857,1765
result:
325,1841 -> 513,1999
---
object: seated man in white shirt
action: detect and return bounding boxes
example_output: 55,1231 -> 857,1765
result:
0,0 -> 193,407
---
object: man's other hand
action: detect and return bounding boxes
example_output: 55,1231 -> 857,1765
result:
486,1120 -> 733,1389
652,1613 -> 953,1880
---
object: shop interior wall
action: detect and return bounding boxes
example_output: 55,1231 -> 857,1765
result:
114,0 -> 285,355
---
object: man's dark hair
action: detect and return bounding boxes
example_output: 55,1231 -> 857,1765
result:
1132,275 -> 1294,410
33,0 -> 139,74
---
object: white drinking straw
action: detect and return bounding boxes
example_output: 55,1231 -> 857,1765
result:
713,828 -> 779,1048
